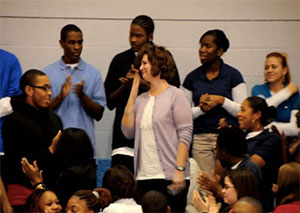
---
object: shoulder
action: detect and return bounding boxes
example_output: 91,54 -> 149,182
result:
43,61 -> 60,72
111,49 -> 135,63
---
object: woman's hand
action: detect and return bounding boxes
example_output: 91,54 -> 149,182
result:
169,170 -> 186,194
49,130 -> 61,154
21,157 -> 43,186
192,190 -> 209,212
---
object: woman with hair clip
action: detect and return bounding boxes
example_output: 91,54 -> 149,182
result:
252,52 -> 300,137
273,162 -> 300,213
66,188 -> 111,213
122,44 -> 193,212
237,96 -> 282,211
104,15 -> 180,174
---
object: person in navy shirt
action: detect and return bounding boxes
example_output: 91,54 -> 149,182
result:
183,29 -> 247,176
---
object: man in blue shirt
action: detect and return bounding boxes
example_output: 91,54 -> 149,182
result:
43,24 -> 106,157
0,49 -> 22,154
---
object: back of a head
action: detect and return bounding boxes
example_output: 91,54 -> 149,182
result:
232,196 -> 263,213
54,128 -> 94,167
217,127 -> 247,157
277,162 -> 300,205
131,15 -> 154,36
141,190 -> 169,213
71,188 -> 111,212
20,69 -> 46,93
246,96 -> 277,126
200,29 -> 230,52
102,165 -> 137,202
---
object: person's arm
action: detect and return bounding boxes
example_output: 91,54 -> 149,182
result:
209,83 -> 247,117
171,89 -> 193,191
182,87 -> 204,119
252,83 -> 299,107
250,154 -> 266,168
0,177 -> 13,213
48,76 -> 72,111
121,72 -> 140,139
0,97 -> 13,117
268,110 -> 300,137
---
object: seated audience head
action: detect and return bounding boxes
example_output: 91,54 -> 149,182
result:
25,189 -> 62,213
135,44 -> 176,81
222,169 -> 260,206
20,69 -> 52,109
54,128 -> 94,167
264,52 -> 290,85
102,165 -> 137,202
237,96 -> 277,131
232,196 -> 263,213
199,29 -> 229,65
276,162 -> 300,205
130,15 -> 154,52
141,190 -> 170,213
216,127 -> 247,168
66,188 -> 111,213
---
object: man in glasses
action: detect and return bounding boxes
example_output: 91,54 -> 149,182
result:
1,69 -> 62,211
42,24 -> 106,157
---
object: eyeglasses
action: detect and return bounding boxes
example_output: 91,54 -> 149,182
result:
30,85 -> 52,92
223,185 -> 235,190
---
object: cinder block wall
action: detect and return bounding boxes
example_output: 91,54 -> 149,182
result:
1,0 -> 299,159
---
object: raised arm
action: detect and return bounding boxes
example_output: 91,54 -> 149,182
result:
121,72 -> 140,139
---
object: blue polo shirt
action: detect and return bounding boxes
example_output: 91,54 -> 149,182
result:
0,49 -> 22,152
183,60 -> 244,133
43,58 -> 106,154
252,83 -> 300,122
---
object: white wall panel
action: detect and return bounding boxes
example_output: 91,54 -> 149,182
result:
1,0 -> 299,159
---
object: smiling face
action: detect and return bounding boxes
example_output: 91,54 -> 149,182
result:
39,191 -> 62,213
222,176 -> 238,206
60,31 -> 83,64
26,75 -> 52,109
237,100 -> 262,131
129,24 -> 151,52
66,196 -> 93,213
199,34 -> 223,64
264,56 -> 287,85
139,54 -> 153,82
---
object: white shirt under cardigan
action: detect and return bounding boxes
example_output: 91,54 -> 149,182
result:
137,95 -> 165,180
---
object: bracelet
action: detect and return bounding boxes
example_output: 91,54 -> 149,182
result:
175,166 -> 185,171
34,182 -> 46,190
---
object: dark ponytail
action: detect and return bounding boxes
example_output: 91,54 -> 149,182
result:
246,96 -> 277,126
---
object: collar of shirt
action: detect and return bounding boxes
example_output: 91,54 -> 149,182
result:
58,57 -> 85,71
198,59 -> 227,81
246,130 -> 263,140
231,159 -> 243,170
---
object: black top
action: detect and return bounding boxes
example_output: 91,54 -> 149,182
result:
104,48 -> 180,150
1,95 -> 63,188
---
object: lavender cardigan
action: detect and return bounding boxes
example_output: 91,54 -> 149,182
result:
122,86 -> 193,180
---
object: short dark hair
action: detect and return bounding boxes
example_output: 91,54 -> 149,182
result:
217,127 -> 247,157
60,24 -> 82,42
235,196 -> 263,212
54,128 -> 94,168
102,165 -> 137,202
135,43 -> 176,81
141,190 -> 168,212
246,96 -> 277,126
226,169 -> 261,201
20,69 -> 46,93
200,29 -> 230,52
131,15 -> 154,36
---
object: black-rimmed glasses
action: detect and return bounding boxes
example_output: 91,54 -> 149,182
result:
30,85 -> 52,92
